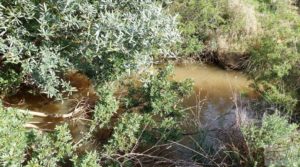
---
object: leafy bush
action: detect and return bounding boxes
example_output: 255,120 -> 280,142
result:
97,66 -> 193,154
0,103 -> 29,166
0,103 -> 75,166
170,0 -> 258,59
169,0 -> 224,56
242,113 -> 300,166
72,151 -> 100,167
0,0 -> 179,98
247,0 -> 300,112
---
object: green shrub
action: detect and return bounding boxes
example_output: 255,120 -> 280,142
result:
169,0 -> 225,56
72,151 -> 100,167
100,66 -> 193,154
242,113 -> 300,166
0,102 -> 75,166
247,0 -> 300,112
170,0 -> 259,58
0,103 -> 29,166
0,0 -> 179,98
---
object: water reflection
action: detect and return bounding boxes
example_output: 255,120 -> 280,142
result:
173,63 -> 254,128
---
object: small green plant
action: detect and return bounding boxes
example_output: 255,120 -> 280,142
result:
0,103 -> 29,166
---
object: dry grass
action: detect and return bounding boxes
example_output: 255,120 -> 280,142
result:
215,0 -> 261,69
217,0 -> 260,51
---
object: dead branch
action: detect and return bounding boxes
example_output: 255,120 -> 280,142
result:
9,98 -> 89,119
23,123 -> 54,132
17,107 -> 84,119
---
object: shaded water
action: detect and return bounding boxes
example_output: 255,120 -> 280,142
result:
3,72 -> 97,145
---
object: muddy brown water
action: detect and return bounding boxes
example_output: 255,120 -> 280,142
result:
173,63 -> 256,129
168,63 -> 258,162
3,63 -> 257,162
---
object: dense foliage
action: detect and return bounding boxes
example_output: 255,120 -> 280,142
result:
247,0 -> 300,112
1,0 -> 300,166
170,0 -> 258,63
0,103 -> 29,166
0,0 -> 179,98
0,0 -> 193,166
0,103 -> 81,166
242,113 -> 300,166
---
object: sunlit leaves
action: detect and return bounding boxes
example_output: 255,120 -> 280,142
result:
104,113 -> 144,154
0,0 -> 179,98
72,151 -> 100,167
242,113 -> 300,166
93,84 -> 119,128
0,103 -> 28,166
27,124 -> 74,167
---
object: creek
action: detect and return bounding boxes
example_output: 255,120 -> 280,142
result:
3,63 -> 258,160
